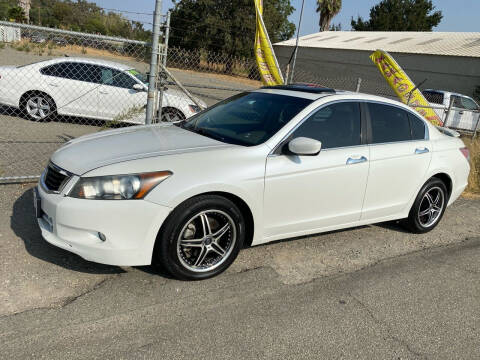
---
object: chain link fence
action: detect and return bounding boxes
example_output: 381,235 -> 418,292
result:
1,20 -> 479,183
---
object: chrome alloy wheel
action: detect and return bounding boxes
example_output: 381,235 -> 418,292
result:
26,96 -> 51,120
418,186 -> 445,228
177,210 -> 236,273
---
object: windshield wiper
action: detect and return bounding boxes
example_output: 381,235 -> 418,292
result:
192,127 -> 227,143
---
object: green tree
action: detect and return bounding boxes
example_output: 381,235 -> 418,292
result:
351,0 -> 442,31
316,0 -> 342,32
8,6 -> 27,22
169,0 -> 295,60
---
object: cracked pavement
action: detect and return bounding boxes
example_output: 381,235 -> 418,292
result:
0,184 -> 479,359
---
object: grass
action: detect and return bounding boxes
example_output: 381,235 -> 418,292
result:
463,136 -> 480,195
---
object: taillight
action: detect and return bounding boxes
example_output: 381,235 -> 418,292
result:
460,147 -> 470,162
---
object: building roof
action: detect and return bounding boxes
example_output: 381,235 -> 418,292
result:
274,31 -> 480,58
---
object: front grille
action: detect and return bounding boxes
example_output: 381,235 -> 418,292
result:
43,163 -> 70,192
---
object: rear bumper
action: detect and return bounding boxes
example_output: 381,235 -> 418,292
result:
36,184 -> 172,266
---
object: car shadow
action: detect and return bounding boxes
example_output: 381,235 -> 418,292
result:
11,188 -> 125,274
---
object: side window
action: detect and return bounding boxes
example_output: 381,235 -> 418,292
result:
291,102 -> 362,149
452,95 -> 463,109
423,91 -> 444,105
409,113 -> 426,140
40,64 -> 63,77
460,97 -> 479,111
100,67 -> 137,89
41,63 -> 99,83
368,103 -> 411,144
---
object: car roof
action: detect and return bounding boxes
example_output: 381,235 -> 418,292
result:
34,57 -> 133,71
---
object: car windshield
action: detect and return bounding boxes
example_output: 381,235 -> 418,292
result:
128,69 -> 148,84
177,92 -> 313,146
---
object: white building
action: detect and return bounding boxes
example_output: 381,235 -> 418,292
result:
274,32 -> 480,98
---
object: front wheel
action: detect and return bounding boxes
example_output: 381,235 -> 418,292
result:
403,178 -> 448,233
161,108 -> 185,122
154,195 -> 245,280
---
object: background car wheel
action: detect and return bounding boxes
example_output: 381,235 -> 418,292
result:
403,178 -> 448,234
21,92 -> 56,122
154,195 -> 245,280
161,108 -> 185,122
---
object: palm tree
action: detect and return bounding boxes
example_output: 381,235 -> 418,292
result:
316,0 -> 342,32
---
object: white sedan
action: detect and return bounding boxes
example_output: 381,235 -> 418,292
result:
34,85 -> 470,280
0,57 -> 205,123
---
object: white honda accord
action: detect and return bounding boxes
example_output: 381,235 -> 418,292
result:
34,85 -> 470,280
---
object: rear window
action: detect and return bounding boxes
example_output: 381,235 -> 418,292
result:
423,91 -> 444,105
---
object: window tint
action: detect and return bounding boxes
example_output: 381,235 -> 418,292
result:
422,91 -> 444,105
460,96 -> 478,111
180,92 -> 312,146
291,102 -> 361,149
409,114 -> 426,140
100,67 -> 137,89
368,103 -> 411,143
41,62 -> 99,83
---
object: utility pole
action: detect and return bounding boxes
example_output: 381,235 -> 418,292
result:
289,0 -> 305,84
145,0 -> 162,125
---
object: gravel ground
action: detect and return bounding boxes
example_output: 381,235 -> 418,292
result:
0,183 -> 479,359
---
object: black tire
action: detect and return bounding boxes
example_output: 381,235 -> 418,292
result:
21,92 -> 56,122
154,195 -> 245,280
403,177 -> 449,234
161,108 -> 185,122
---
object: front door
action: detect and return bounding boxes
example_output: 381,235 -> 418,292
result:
97,67 -> 147,122
263,101 -> 369,240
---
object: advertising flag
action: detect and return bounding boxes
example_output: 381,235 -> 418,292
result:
254,0 -> 284,86
370,49 -> 443,126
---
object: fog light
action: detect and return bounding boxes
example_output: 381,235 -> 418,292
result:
98,232 -> 106,242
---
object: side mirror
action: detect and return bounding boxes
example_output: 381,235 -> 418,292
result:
133,83 -> 145,91
287,137 -> 322,156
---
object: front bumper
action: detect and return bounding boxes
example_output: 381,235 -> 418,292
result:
36,183 -> 172,266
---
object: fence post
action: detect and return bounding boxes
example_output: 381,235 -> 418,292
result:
145,0 -> 163,125
473,112 -> 480,140
157,11 -> 170,122
355,78 -> 362,93
443,96 -> 454,128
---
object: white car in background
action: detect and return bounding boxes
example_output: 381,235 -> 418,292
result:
423,89 -> 480,131
34,85 -> 470,280
0,57 -> 205,123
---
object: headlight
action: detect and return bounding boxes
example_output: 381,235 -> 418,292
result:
69,171 -> 172,200
188,104 -> 202,113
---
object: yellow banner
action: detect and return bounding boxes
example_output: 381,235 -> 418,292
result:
254,0 -> 284,86
370,49 -> 443,126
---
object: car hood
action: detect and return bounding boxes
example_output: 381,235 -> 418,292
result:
51,124 -> 230,175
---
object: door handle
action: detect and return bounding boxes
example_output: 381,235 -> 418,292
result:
415,147 -> 430,154
346,156 -> 368,165
458,111 -> 464,115
99,90 -> 109,94
48,83 -> 59,87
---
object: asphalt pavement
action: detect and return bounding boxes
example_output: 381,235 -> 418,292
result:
0,184 -> 479,359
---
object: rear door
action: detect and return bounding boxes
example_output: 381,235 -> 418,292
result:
361,102 -> 431,220
40,62 -> 99,117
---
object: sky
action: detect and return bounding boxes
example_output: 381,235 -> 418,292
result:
92,0 -> 480,36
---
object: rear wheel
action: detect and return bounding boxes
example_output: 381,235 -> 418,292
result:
154,195 -> 245,280
21,92 -> 56,121
161,108 -> 185,122
403,178 -> 448,233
